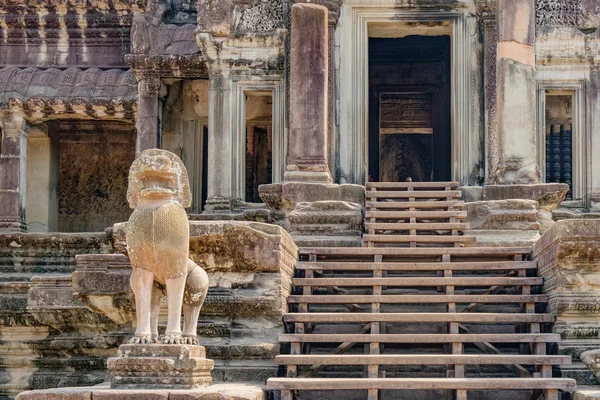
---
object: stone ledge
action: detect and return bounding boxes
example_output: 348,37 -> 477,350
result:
16,383 -> 266,400
574,386 -> 600,400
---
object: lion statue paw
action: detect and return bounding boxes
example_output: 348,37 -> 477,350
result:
161,334 -> 186,345
129,335 -> 155,344
182,335 -> 199,345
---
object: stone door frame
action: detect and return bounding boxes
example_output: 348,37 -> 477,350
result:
231,76 -> 286,202
536,78 -> 588,205
337,4 -> 472,184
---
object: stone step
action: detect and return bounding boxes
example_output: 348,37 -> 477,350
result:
267,377 -> 576,391
366,201 -> 465,210
365,222 -> 470,231
362,235 -> 476,244
299,247 -> 531,258
292,277 -> 542,287
287,294 -> 548,304
365,211 -> 467,220
365,190 -> 462,199
278,333 -> 561,344
284,313 -> 554,323
296,260 -> 537,271
275,354 -> 572,366
366,181 -> 460,189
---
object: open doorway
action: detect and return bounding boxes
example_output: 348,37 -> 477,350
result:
368,35 -> 451,182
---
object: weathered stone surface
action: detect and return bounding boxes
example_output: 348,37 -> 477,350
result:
533,219 -> 600,383
484,183 -> 569,211
285,3 -> 330,182
465,200 -> 541,247
28,275 -> 117,333
108,344 -> 213,389
574,386 -> 600,400
259,182 -> 364,212
16,383 -> 265,400
581,349 -> 600,383
466,199 -> 540,230
459,186 -> 483,202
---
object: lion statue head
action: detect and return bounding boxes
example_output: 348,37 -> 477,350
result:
126,149 -> 192,209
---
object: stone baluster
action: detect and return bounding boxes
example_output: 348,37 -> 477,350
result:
284,3 -> 331,183
0,114 -> 29,232
562,124 -> 572,199
135,74 -> 161,156
494,0 -> 540,184
551,124 -> 561,183
545,125 -> 551,183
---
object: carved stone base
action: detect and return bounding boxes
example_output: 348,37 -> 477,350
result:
16,383 -> 265,400
108,344 -> 214,389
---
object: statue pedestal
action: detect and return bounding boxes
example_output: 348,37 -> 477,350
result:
108,344 -> 214,389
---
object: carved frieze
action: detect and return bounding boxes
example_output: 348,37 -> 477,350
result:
235,0 -> 288,33
536,0 -> 583,26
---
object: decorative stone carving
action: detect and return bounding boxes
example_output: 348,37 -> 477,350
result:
581,349 -> 600,383
125,149 -> 209,345
536,0 -> 583,26
533,219 -> 600,383
236,0 -> 287,33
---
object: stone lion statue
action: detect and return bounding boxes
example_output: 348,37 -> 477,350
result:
125,149 -> 209,345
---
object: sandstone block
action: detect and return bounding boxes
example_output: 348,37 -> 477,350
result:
466,199 -> 540,230
108,344 -> 214,389
484,183 -> 568,211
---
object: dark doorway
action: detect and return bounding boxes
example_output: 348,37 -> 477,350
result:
368,35 -> 451,182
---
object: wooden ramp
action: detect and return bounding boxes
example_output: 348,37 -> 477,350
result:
267,182 -> 576,400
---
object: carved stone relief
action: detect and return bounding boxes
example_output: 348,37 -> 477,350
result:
235,0 -> 287,33
536,0 -> 583,26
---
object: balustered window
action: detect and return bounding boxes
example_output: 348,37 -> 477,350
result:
543,91 -> 575,200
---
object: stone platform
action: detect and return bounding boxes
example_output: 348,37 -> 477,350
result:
108,344 -> 213,389
15,383 -> 265,400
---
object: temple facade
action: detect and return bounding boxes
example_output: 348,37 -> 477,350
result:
2,0 -> 600,399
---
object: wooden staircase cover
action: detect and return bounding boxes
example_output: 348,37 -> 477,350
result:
267,181 -> 576,400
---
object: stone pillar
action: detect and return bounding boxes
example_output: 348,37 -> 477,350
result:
204,70 -> 234,213
482,12 -> 498,184
0,114 -> 29,232
494,0 -> 540,184
135,75 -> 161,156
284,3 -> 331,183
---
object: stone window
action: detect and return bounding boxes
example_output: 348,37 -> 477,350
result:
537,84 -> 587,204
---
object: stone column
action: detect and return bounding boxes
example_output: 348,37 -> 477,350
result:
204,70 -> 234,213
0,114 -> 29,232
284,3 -> 331,183
482,12 -> 498,184
135,75 -> 161,156
494,0 -> 540,184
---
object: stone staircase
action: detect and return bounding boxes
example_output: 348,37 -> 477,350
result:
267,181 -> 577,400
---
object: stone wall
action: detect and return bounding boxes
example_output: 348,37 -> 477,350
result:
532,219 -> 600,384
57,121 -> 135,232
0,232 -> 115,399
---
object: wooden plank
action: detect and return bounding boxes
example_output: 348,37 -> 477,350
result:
366,181 -> 460,189
366,201 -> 465,209
292,277 -> 543,287
274,354 -> 572,365
365,191 -> 462,199
299,247 -> 532,256
286,294 -> 549,304
362,235 -> 476,244
296,261 -> 538,271
283,313 -> 555,323
364,222 -> 470,231
278,333 -> 562,343
365,211 -> 467,219
267,377 -> 577,391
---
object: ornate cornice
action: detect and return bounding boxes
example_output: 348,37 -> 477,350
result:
0,67 -> 137,121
